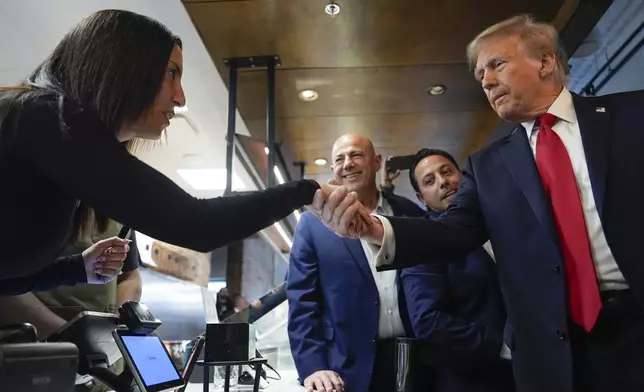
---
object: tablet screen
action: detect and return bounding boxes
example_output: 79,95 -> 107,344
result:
120,334 -> 182,390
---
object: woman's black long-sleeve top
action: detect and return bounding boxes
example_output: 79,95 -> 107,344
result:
0,95 -> 319,292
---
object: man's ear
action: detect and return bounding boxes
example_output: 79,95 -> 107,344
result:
374,154 -> 382,169
540,52 -> 557,79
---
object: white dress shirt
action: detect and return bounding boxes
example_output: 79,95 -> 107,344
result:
372,87 -> 627,291
521,88 -> 626,290
361,195 -> 406,339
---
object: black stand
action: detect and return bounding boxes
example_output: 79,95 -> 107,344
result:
198,358 -> 267,392
88,365 -> 141,392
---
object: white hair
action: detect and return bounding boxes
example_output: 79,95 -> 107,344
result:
466,14 -> 569,85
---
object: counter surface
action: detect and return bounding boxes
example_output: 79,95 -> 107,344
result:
183,369 -> 304,392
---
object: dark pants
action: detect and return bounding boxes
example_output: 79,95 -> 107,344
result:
434,358 -> 515,392
570,290 -> 644,392
369,339 -> 397,392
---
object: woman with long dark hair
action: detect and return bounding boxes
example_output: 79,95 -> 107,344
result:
0,9 -> 364,294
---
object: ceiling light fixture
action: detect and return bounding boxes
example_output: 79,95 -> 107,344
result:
427,85 -> 446,96
325,2 -> 340,16
176,168 -> 245,191
298,89 -> 319,102
314,158 -> 328,166
273,165 -> 285,185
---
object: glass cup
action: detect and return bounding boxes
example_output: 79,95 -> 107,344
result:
211,365 -> 239,389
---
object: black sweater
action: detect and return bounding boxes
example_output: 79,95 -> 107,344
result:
0,95 -> 319,294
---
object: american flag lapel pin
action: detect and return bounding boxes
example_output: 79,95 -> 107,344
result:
596,107 -> 606,113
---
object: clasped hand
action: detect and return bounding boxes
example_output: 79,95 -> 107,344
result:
309,181 -> 375,238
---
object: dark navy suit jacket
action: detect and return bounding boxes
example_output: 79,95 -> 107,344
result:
401,210 -> 514,392
287,191 -> 424,392
378,91 -> 644,392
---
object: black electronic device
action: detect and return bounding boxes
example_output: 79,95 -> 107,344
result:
118,226 -> 131,239
48,311 -> 121,375
119,301 -> 162,335
112,329 -> 184,392
0,323 -> 38,343
238,349 -> 277,387
386,154 -> 416,172
0,323 -> 78,392
0,342 -> 79,392
175,335 -> 205,392
204,322 -> 255,362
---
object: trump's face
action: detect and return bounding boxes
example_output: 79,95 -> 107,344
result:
474,35 -> 547,122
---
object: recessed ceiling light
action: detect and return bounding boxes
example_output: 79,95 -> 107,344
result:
298,89 -> 319,102
325,3 -> 340,16
427,85 -> 446,96
314,158 -> 327,166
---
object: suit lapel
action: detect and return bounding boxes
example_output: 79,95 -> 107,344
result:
386,194 -> 405,217
342,238 -> 376,284
498,126 -> 558,244
573,94 -> 611,218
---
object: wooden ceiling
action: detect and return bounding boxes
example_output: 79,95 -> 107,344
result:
183,0 -> 571,189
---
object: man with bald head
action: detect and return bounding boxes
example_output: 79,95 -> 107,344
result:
328,134 -> 382,210
287,134 -> 425,392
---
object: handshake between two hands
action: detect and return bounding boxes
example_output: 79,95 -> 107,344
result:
306,180 -> 384,242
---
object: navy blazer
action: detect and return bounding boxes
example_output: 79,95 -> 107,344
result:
378,90 -> 644,392
287,192 -> 424,392
401,211 -> 513,392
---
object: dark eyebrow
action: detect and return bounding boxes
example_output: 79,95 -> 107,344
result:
169,60 -> 182,76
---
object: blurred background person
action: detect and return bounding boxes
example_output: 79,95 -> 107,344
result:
232,293 -> 248,313
216,287 -> 235,321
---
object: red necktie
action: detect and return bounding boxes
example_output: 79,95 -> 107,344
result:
535,113 -> 602,332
